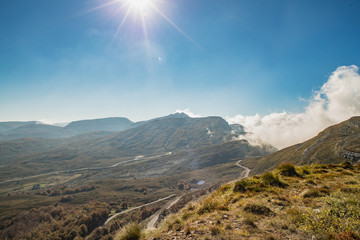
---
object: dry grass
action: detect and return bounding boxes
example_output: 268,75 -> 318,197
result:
146,162 -> 360,240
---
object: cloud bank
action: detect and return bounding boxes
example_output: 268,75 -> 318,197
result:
227,65 -> 360,149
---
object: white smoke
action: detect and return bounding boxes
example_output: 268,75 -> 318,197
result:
227,65 -> 360,149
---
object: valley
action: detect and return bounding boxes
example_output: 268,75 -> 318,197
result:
0,113 -> 272,239
0,114 -> 359,240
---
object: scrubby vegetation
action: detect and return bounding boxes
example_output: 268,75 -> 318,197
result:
147,162 -> 360,240
276,163 -> 300,177
116,223 -> 142,240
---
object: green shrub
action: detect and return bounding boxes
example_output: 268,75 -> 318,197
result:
306,179 -> 317,186
341,161 -> 354,170
210,226 -> 220,236
302,188 -> 322,198
181,212 -> 193,220
219,184 -> 231,193
243,214 -> 257,228
225,224 -> 232,230
243,203 -> 272,216
234,180 -> 247,193
261,172 -> 286,188
277,163 -> 299,177
197,199 -> 219,215
117,223 -> 142,240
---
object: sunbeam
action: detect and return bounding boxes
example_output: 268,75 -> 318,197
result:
85,0 -> 197,47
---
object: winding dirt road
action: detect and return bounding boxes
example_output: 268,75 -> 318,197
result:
236,159 -> 251,178
0,152 -> 172,184
146,196 -> 182,229
104,194 -> 176,226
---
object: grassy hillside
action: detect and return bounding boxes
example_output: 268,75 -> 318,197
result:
146,162 -> 360,240
243,116 -> 360,174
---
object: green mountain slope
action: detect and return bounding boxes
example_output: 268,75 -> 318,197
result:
93,116 -> 234,156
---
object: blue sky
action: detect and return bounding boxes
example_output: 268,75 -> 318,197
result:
1,0 -> 360,122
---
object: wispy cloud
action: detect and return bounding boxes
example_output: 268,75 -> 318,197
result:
226,65 -> 360,149
175,108 -> 202,118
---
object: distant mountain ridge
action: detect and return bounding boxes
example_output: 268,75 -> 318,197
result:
243,116 -> 360,174
0,121 -> 37,133
0,113 -> 197,140
0,124 -> 77,140
0,113 -> 263,178
0,113 -> 247,142
65,117 -> 134,134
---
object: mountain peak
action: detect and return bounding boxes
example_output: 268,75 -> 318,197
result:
167,112 -> 190,118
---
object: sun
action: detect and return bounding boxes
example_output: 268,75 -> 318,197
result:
127,0 -> 151,10
82,0 -> 195,45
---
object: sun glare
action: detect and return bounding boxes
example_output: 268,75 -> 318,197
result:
127,0 -> 151,10
82,0 -> 196,47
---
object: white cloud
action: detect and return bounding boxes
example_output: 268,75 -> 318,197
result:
175,108 -> 202,118
226,65 -> 360,149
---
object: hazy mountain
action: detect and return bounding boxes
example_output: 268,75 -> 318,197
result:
131,112 -> 190,128
243,116 -> 360,174
65,117 -> 134,134
0,138 -> 67,164
0,131 -> 116,166
0,114 -> 191,141
90,116 -> 234,156
0,124 -> 77,140
0,121 -> 36,133
0,115 -> 258,178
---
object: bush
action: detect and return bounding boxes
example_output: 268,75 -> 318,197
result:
60,195 -> 74,203
261,172 -> 285,188
341,161 -> 354,170
210,226 -> 220,236
234,180 -> 247,193
243,214 -> 257,228
302,188 -> 322,198
117,223 -> 142,240
243,203 -> 272,216
306,179 -> 317,186
197,199 -> 219,215
277,163 -> 299,177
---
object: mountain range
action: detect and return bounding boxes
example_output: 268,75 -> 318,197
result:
0,113 -> 262,181
1,114 -> 359,240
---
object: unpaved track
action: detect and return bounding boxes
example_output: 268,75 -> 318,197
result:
104,194 -> 176,226
146,196 -> 181,229
0,152 -> 172,184
228,159 -> 251,184
236,159 -> 251,178
146,159 -> 251,229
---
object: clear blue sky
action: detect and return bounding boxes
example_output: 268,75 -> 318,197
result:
1,0 -> 360,122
